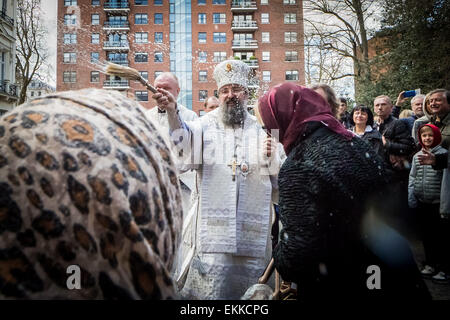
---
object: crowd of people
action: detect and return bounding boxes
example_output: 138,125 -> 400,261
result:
0,58 -> 449,300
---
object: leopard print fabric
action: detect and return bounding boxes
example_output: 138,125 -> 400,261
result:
0,89 -> 182,299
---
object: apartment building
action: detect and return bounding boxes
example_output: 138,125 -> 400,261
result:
26,79 -> 56,101
57,0 -> 305,115
0,0 -> 19,115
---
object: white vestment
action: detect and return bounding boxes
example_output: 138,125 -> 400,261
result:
145,104 -> 198,212
172,108 -> 284,300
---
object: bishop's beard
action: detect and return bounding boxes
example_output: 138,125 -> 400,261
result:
221,97 -> 247,126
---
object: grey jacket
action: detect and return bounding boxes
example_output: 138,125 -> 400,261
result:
408,145 -> 447,208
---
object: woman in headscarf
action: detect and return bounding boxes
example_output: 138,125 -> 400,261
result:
258,82 -> 430,301
0,89 -> 182,299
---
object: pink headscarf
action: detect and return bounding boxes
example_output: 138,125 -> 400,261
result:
258,83 -> 355,155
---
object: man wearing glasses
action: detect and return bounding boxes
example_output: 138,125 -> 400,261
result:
152,59 -> 283,299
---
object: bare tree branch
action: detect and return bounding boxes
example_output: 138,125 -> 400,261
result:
15,0 -> 49,105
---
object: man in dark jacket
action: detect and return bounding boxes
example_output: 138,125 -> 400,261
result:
374,95 -> 418,237
374,95 -> 416,170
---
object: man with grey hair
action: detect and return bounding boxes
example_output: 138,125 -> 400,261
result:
204,96 -> 219,113
152,59 -> 284,299
147,72 -> 198,216
394,91 -> 426,135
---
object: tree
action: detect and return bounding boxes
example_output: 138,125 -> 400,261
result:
303,0 -> 382,102
304,0 -> 381,79
15,0 -> 49,105
359,0 -> 450,104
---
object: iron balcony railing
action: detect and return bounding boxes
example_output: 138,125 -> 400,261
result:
104,1 -> 130,9
104,21 -> 130,28
103,80 -> 129,88
231,20 -> 258,29
232,39 -> 258,48
231,1 -> 257,10
107,59 -> 129,66
103,41 -> 130,49
0,10 -> 14,26
242,59 -> 259,67
0,82 -> 19,99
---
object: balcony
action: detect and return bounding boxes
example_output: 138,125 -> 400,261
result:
242,59 -> 259,69
232,39 -> 258,50
104,1 -> 130,12
103,20 -> 130,31
103,41 -> 129,51
231,1 -> 257,12
0,82 -> 19,100
103,80 -> 129,90
248,79 -> 259,89
231,20 -> 258,31
107,59 -> 129,66
0,10 -> 14,27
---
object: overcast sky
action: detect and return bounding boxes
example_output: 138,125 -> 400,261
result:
41,0 -> 57,86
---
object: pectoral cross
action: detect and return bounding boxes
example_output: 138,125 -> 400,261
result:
227,156 -> 239,181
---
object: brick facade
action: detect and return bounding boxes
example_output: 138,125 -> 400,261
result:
57,0 -> 305,115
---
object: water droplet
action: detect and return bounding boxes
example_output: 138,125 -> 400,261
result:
365,152 -> 370,158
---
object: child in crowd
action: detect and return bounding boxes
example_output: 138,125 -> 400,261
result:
408,124 -> 448,281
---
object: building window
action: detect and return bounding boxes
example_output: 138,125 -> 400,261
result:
199,90 -> 208,101
136,91 -> 149,101
198,13 -> 206,24
154,52 -> 163,62
213,32 -> 226,43
198,51 -> 207,63
262,51 -> 270,61
91,33 -> 99,44
135,53 -> 148,62
64,14 -> 77,25
91,52 -> 99,63
285,51 -> 298,62
38,91 -> 42,96
63,52 -> 77,63
64,0 -> 77,5
261,32 -> 270,43
92,0 -> 100,5
63,33 -> 77,44
154,71 -> 163,79
135,32 -> 148,43
283,0 -> 296,4
263,71 -> 271,82
284,32 -> 297,43
261,0 -> 268,4
261,13 -> 269,24
198,0 -> 206,4
212,0 -> 226,4
31,91 -> 34,97
135,0 -> 148,4
198,32 -> 207,44
199,70 -> 207,82
285,70 -> 299,80
63,71 -> 77,83
213,13 -> 226,24
154,32 -> 163,43
154,13 -> 163,24
154,0 -> 163,5
91,14 -> 99,25
284,13 -> 296,24
139,71 -> 149,80
135,14 -> 148,24
213,51 -> 226,62
91,71 -> 100,83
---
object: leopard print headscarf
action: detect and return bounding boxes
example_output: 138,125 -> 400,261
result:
0,89 -> 182,299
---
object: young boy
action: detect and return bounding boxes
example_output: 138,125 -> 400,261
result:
408,124 -> 448,280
